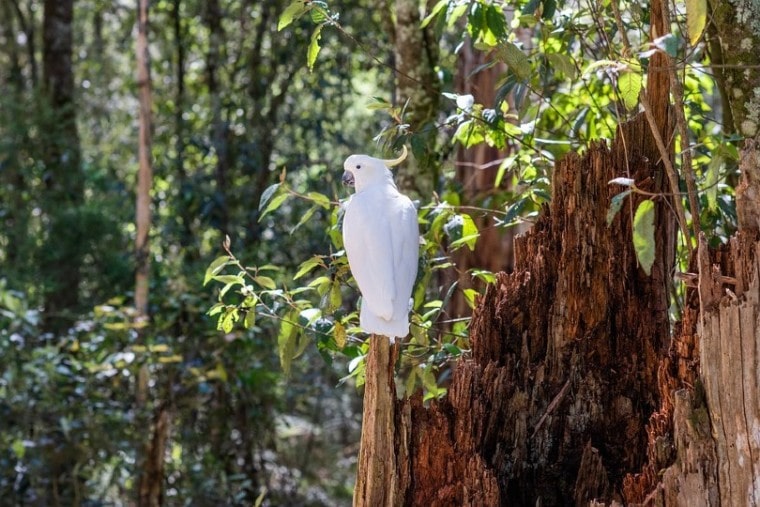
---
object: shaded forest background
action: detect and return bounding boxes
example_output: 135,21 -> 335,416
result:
0,0 -> 756,505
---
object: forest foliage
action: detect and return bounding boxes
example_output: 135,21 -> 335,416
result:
0,0 -> 743,504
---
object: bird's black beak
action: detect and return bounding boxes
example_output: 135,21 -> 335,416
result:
342,171 -> 355,187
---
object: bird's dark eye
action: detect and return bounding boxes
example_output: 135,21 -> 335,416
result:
356,165 -> 361,169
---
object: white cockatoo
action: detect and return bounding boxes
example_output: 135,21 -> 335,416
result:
341,146 -> 419,341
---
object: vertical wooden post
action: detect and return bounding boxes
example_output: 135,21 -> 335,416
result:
354,336 -> 399,507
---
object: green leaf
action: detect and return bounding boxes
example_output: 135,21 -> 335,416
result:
447,2 -> 469,27
294,256 -> 323,280
463,288 -> 479,309
328,280 -> 342,312
244,309 -> 256,329
546,52 -> 576,79
306,191 -> 331,209
258,183 -> 281,211
686,0 -> 706,45
333,321 -> 347,348
307,24 -> 324,71
207,302 -> 225,316
278,1 -> 310,31
421,0 -> 448,28
607,190 -> 631,226
496,42 -> 531,81
218,308 -> 239,333
618,70 -> 642,110
253,276 -> 276,290
705,154 -> 723,211
290,206 -> 317,234
278,312 -> 298,376
213,274 -> 244,285
204,255 -> 232,286
632,200 -> 656,275
11,439 -> 25,459
259,193 -> 288,221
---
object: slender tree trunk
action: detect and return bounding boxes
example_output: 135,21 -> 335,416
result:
41,0 -> 83,331
205,0 -> 230,235
135,0 -> 153,319
393,0 -> 440,197
134,2 -> 166,506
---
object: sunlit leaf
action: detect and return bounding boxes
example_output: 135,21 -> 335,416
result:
204,255 -> 231,286
686,0 -> 706,45
705,154 -> 723,211
307,25 -> 324,71
618,70 -> 642,110
278,1 -> 310,31
254,276 -> 276,290
259,193 -> 288,221
295,256 -> 324,280
632,200 -> 656,275
496,42 -> 531,81
333,321 -> 347,348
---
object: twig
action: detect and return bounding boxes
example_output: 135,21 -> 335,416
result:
639,93 -> 693,255
531,377 -> 571,438
661,3 -> 701,242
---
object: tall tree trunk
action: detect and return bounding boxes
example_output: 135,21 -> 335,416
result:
135,0 -> 153,319
134,2 -> 166,506
205,0 -> 230,236
393,0 -> 440,197
41,0 -> 83,331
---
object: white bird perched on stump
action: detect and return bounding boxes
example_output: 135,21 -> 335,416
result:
341,146 -> 419,341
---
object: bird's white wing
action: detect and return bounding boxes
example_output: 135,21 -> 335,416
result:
391,195 -> 419,317
343,194 -> 396,320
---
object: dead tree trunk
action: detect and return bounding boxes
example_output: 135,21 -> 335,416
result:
375,24 -> 677,502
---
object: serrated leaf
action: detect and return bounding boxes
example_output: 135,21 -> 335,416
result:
204,255 -> 232,286
632,200 -> 656,275
259,193 -> 288,221
253,276 -> 276,290
278,1 -> 310,31
258,183 -> 281,212
686,0 -> 706,45
307,25 -> 323,71
607,190 -> 631,226
618,71 -> 642,110
496,42 -> 531,81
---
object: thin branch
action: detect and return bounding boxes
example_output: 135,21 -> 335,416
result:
661,2 -> 701,241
